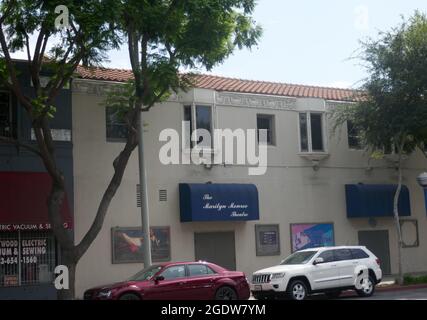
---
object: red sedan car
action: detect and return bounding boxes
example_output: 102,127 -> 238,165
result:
83,261 -> 250,300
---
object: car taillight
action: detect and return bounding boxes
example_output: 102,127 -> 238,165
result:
376,258 -> 381,266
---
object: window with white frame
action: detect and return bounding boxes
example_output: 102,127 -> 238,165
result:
106,106 -> 128,141
347,120 -> 362,150
183,104 -> 213,149
299,112 -> 325,152
257,114 -> 275,145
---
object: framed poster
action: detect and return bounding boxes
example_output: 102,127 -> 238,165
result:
111,226 -> 171,264
255,225 -> 280,256
400,219 -> 419,248
290,223 -> 334,252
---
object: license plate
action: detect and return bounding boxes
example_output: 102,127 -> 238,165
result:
254,285 -> 262,291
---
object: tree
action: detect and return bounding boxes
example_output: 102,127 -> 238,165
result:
0,0 -> 121,299
332,11 -> 427,284
0,0 -> 261,299
106,0 -> 262,269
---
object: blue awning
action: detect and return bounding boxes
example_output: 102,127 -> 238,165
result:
345,184 -> 411,218
179,183 -> 260,222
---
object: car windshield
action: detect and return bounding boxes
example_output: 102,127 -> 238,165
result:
128,265 -> 163,281
280,251 -> 317,265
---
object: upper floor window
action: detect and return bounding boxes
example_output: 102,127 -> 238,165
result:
106,107 -> 128,142
183,104 -> 213,149
257,114 -> 275,145
347,120 -> 362,150
0,91 -> 15,139
299,112 -> 325,152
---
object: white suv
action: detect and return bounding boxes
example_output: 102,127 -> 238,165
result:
251,246 -> 382,300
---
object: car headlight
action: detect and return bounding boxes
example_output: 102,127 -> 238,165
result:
97,290 -> 112,299
271,273 -> 286,279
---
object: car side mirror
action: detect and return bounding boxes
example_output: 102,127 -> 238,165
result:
313,257 -> 324,265
154,276 -> 164,283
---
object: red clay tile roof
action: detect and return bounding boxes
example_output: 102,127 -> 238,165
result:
76,66 -> 361,102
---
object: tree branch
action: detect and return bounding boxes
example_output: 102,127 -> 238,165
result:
0,136 -> 42,157
74,131 -> 139,261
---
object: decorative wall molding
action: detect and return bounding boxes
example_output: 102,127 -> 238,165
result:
216,92 -> 297,110
72,79 -> 119,96
72,79 -> 180,102
325,100 -> 355,109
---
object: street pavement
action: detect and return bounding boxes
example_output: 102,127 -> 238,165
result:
344,287 -> 427,300
250,287 -> 427,300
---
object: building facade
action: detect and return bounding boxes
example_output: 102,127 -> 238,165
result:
0,61 -> 74,299
71,70 -> 427,298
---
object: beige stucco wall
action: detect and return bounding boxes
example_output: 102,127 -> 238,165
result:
72,80 -> 427,298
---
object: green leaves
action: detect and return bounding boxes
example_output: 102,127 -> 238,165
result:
333,11 -> 427,157
114,0 -> 262,114
31,96 -> 56,119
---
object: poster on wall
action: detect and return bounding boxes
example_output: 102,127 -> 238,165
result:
290,223 -> 334,252
111,227 -> 171,264
255,225 -> 280,256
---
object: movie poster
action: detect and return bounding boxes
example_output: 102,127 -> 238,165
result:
111,227 -> 171,264
290,223 -> 334,252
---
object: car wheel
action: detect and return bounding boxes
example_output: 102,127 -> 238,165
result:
325,290 -> 342,299
119,293 -> 141,300
288,280 -> 308,301
215,286 -> 238,300
356,275 -> 376,297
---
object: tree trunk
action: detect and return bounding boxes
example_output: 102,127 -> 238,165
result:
393,145 -> 404,285
57,249 -> 76,300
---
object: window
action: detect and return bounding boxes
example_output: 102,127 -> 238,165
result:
257,114 -> 275,145
160,265 -> 186,280
0,231 -> 56,288
188,264 -> 216,277
0,91 -> 15,138
299,112 -> 325,152
347,121 -> 362,149
350,249 -> 369,259
280,251 -> 317,265
334,249 -> 353,261
128,265 -> 163,281
106,107 -> 128,141
183,105 -> 213,149
318,250 -> 335,263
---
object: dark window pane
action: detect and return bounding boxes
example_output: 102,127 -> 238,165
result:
106,107 -> 128,141
184,105 -> 193,148
188,264 -> 209,276
350,249 -> 369,259
334,249 -> 352,261
196,105 -> 212,147
257,115 -> 274,145
310,113 -> 324,152
160,265 -> 186,280
318,250 -> 335,263
206,266 -> 216,274
299,113 -> 308,152
0,92 -> 13,138
347,121 -> 362,149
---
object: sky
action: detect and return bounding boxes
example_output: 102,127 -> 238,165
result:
11,0 -> 427,89
105,0 -> 426,89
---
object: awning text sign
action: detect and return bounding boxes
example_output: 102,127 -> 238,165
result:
179,183 -> 259,222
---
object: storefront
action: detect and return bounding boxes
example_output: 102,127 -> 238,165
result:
0,172 -> 73,299
179,183 -> 259,270
345,183 -> 412,274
